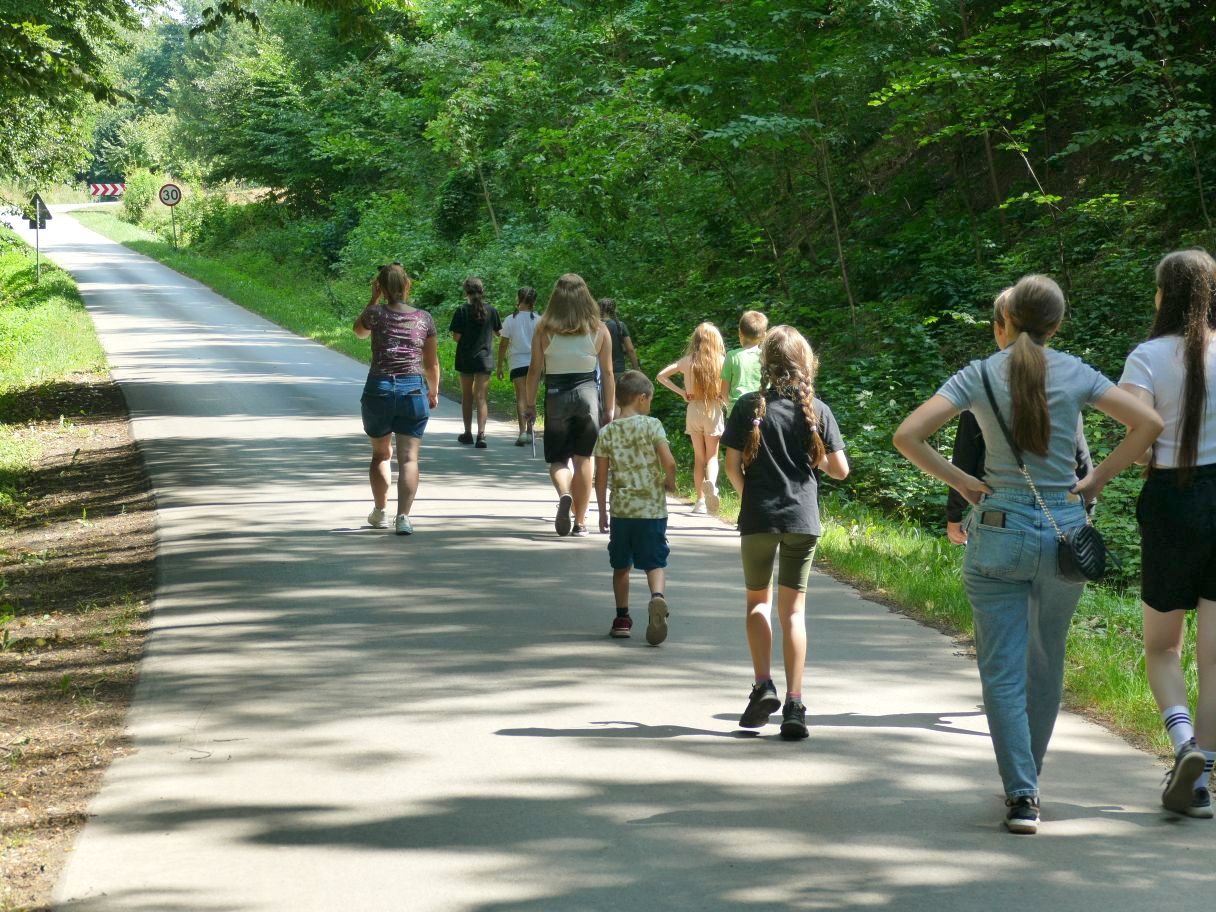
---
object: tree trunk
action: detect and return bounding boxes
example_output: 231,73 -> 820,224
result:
810,93 -> 857,326
476,162 -> 501,239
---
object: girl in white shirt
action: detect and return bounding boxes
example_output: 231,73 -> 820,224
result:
497,287 -> 539,446
1119,248 -> 1216,819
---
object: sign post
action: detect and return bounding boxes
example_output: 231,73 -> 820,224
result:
158,183 -> 182,249
28,193 -> 51,281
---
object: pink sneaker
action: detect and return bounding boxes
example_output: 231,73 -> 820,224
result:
609,616 -> 632,638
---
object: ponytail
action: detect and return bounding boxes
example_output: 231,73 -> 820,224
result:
1150,249 -> 1216,484
1002,274 -> 1065,458
1008,332 -> 1051,456
464,277 -> 487,323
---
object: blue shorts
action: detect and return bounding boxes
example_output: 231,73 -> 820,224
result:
607,517 -> 669,571
361,374 -> 429,438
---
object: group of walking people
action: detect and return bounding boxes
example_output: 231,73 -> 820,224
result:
351,250 -> 1216,836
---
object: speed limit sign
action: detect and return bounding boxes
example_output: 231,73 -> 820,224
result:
159,183 -> 182,206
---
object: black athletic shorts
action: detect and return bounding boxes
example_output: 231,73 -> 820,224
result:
510,366 -> 529,381
543,372 -> 599,463
1137,463 -> 1216,612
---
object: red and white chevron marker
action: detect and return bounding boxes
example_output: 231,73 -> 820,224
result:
89,183 -> 127,197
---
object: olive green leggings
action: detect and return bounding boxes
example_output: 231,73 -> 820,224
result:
740,533 -> 819,592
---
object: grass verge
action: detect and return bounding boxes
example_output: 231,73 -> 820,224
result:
1,227 -> 156,912
72,209 -> 1180,758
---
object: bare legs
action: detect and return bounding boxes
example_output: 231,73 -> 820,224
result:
689,431 -> 722,498
460,373 -> 490,436
744,584 -> 808,693
549,456 -> 593,525
1145,599 -> 1216,750
613,567 -> 666,607
368,433 -> 422,515
512,376 -> 528,433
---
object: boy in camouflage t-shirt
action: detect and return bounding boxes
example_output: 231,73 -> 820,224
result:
593,371 -> 678,644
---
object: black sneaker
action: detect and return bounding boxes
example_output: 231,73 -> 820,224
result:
1163,740 -> 1207,813
458,432 -> 474,445
780,700 -> 809,740
738,680 -> 780,729
555,493 -> 573,536
1184,787 -> 1214,819
571,523 -> 589,537
1004,796 -> 1040,834
475,433 -> 488,448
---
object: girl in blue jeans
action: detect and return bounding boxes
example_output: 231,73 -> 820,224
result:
895,275 -> 1161,834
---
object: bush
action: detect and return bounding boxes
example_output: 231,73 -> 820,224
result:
120,168 -> 158,224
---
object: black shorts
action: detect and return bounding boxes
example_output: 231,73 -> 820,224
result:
543,374 -> 599,463
510,366 -> 529,381
1137,463 -> 1216,612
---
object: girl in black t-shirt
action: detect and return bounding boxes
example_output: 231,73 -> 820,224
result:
449,277 -> 502,447
722,326 -> 849,740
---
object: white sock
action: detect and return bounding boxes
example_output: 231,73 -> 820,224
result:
1198,751 -> 1215,790
1163,705 -> 1195,752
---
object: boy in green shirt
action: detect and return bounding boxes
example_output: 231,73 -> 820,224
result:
594,371 -> 678,644
720,310 -> 768,410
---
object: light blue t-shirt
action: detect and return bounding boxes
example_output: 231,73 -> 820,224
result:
936,348 -> 1113,490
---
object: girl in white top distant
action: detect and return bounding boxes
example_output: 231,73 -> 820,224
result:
524,274 -> 615,536
657,322 -> 728,514
1119,249 -> 1216,820
497,286 -> 539,446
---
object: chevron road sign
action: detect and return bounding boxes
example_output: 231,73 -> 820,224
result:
89,182 -> 126,197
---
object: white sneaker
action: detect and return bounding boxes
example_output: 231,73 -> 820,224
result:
692,499 -> 707,515
702,480 -> 720,514
367,508 -> 389,529
395,514 -> 414,535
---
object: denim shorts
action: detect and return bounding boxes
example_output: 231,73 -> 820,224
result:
360,373 -> 429,438
1137,463 -> 1216,612
607,517 -> 669,571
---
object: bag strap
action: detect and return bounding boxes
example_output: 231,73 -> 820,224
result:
979,359 -> 1080,541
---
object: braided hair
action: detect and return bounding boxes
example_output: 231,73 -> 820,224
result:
741,325 -> 825,469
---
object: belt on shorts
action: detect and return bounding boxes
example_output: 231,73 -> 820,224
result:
545,371 -> 597,394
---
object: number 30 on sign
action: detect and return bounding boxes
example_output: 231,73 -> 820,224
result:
159,183 -> 182,206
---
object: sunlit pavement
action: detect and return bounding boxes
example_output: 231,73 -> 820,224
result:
4,211 -> 1213,912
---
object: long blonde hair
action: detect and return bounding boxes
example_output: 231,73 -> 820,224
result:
998,275 -> 1066,457
686,322 -> 725,400
537,273 -> 601,336
742,326 -> 825,469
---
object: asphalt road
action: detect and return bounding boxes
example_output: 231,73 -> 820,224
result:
5,211 -> 1213,911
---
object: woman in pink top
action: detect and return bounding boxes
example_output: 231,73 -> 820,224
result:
352,264 -> 440,536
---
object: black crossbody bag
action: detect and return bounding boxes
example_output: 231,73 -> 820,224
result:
980,361 -> 1108,583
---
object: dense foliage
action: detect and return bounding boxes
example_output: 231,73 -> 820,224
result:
21,0 -> 1216,586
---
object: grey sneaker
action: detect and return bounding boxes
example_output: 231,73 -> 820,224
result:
1163,740 -> 1207,813
1004,796 -> 1040,834
702,480 -> 720,515
367,507 -> 389,529
739,680 -> 780,729
395,514 -> 414,535
1184,787 -> 1213,819
645,595 -> 669,646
